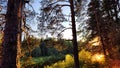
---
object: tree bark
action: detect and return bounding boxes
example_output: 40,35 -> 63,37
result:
69,0 -> 80,68
1,0 -> 23,68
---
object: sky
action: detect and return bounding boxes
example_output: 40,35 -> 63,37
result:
31,0 -> 73,39
30,0 -> 90,40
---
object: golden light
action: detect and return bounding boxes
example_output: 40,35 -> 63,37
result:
89,36 -> 101,46
65,54 -> 74,64
91,53 -> 105,63
81,39 -> 86,42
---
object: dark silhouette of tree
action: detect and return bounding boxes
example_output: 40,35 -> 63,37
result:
1,0 -> 24,68
0,0 -> 36,67
102,0 -> 120,60
87,0 -> 120,60
40,40 -> 48,56
87,0 -> 107,57
69,0 -> 79,68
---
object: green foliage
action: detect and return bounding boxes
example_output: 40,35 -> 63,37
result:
45,54 -> 74,68
31,47 -> 41,57
21,55 -> 65,68
45,49 -> 105,68
21,37 -> 108,68
47,47 -> 58,56
21,37 -> 40,57
21,57 -> 35,68
21,38 -> 74,68
31,38 -> 73,57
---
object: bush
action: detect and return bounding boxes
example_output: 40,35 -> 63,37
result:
31,47 -> 41,57
45,54 -> 74,68
79,49 -> 92,61
21,55 -> 65,68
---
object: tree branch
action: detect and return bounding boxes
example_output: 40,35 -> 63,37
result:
57,27 -> 72,37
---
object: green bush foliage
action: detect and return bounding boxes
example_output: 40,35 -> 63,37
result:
21,38 -> 106,68
31,47 -> 41,57
21,55 -> 65,68
45,49 -> 106,68
44,54 -> 74,68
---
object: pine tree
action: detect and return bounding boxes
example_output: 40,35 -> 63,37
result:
87,0 -> 120,60
38,0 -> 81,67
1,0 -> 24,68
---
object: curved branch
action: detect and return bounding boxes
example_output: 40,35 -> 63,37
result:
57,27 -> 72,37
27,3 -> 36,16
48,0 -> 70,6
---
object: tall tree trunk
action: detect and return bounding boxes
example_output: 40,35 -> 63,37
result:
69,0 -> 80,68
16,0 -> 24,68
1,0 -> 23,68
94,11 -> 107,56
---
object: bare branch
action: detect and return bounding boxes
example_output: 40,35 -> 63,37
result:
57,27 -> 72,37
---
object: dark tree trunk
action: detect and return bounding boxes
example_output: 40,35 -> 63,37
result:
69,0 -> 80,68
1,0 -> 23,68
94,10 -> 107,56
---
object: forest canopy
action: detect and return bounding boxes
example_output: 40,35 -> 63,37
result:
0,0 -> 120,68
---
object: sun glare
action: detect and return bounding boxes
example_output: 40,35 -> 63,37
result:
91,53 -> 105,63
89,36 -> 101,46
